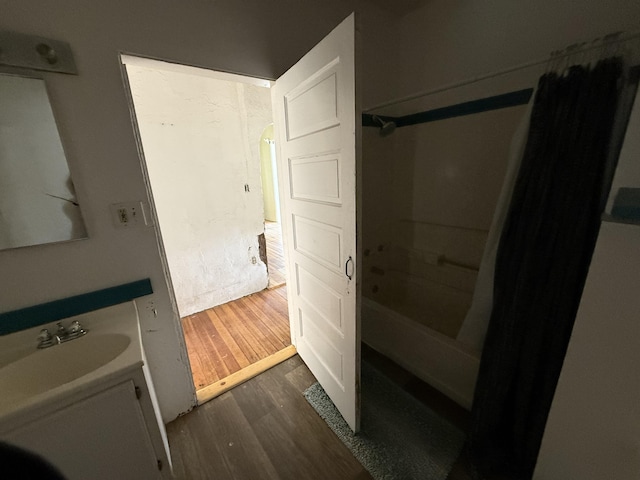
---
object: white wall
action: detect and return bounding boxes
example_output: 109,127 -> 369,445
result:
362,106 -> 528,339
0,0 -> 398,423
533,222 -> 640,479
126,64 -> 272,317
391,106 -> 527,234
388,0 -> 640,107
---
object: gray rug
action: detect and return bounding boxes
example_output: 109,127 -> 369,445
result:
304,363 -> 465,480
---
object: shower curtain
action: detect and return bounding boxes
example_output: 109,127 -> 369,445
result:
456,102 -> 532,353
462,57 -> 624,480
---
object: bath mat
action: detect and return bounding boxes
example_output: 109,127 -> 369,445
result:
303,363 -> 465,480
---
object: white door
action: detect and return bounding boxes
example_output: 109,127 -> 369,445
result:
272,13 -> 360,431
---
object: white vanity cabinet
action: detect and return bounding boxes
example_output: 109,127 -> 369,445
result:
0,303 -> 172,480
1,370 -> 168,480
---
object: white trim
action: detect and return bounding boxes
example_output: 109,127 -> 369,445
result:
120,54 -> 271,88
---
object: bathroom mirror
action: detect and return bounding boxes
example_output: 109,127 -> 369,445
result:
0,71 -> 87,250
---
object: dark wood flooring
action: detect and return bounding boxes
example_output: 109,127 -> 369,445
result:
167,355 -> 372,480
181,286 -> 291,390
168,344 -> 474,479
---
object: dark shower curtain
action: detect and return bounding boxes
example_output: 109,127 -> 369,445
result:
463,57 -> 624,480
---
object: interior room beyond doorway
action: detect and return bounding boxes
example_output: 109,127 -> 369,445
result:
122,55 -> 292,403
182,228 -> 292,404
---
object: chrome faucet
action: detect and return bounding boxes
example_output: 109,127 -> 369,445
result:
55,322 -> 68,343
68,320 -> 86,338
37,320 -> 87,349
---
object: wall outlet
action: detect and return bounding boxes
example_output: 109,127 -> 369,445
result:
110,201 -> 152,228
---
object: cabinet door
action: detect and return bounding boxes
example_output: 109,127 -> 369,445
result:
2,380 -> 160,480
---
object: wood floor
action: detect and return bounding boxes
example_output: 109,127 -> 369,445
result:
168,344 -> 475,479
167,355 -> 372,480
180,219 -> 290,401
181,286 -> 291,391
265,221 -> 286,289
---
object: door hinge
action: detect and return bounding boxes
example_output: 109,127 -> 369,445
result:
157,459 -> 163,471
135,386 -> 142,400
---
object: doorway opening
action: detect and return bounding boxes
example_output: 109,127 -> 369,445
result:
121,55 -> 293,404
122,14 -> 360,433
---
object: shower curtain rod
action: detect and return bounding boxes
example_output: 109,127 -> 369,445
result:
364,29 -> 640,113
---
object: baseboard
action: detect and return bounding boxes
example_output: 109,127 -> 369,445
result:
196,345 -> 297,405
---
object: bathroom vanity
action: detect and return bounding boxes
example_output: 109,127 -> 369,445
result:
0,302 -> 171,479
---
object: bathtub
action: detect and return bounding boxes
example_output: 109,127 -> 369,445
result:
362,296 -> 480,410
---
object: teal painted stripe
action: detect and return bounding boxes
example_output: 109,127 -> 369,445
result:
362,88 -> 533,128
0,279 -> 153,335
397,89 -> 533,126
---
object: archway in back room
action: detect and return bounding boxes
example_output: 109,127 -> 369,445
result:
259,124 -> 287,289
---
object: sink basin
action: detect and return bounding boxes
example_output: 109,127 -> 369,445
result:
0,334 -> 130,409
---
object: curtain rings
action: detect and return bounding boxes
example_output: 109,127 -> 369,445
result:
548,31 -> 638,77
602,32 -> 623,61
576,42 -> 588,67
562,43 -> 581,75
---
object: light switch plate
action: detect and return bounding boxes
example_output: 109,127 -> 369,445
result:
110,201 -> 152,228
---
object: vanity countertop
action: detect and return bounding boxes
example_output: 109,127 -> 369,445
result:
0,302 -> 144,429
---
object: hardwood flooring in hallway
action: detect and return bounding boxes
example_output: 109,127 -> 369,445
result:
181,286 -> 290,390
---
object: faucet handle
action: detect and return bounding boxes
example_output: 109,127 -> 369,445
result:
37,328 -> 54,349
69,320 -> 86,335
38,328 -> 52,342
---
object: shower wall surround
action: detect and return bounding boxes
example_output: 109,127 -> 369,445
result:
362,90 -> 530,342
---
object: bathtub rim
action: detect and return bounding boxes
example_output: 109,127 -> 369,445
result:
361,296 -> 480,410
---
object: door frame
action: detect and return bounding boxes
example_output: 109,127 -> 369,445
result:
119,54 -> 293,398
119,14 -> 362,411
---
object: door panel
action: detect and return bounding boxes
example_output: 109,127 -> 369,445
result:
289,152 -> 342,204
292,215 -> 343,272
284,59 -> 340,140
298,308 -> 345,386
273,13 -> 359,431
296,265 -> 344,334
